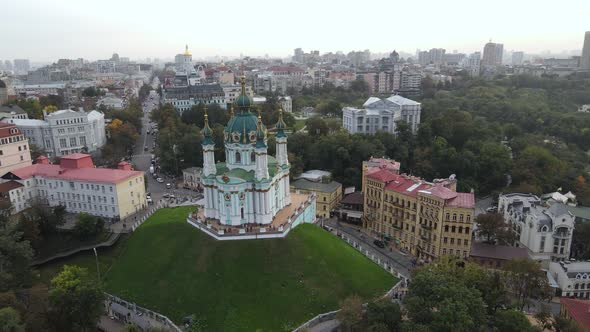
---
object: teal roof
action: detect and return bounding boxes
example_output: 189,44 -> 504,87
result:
212,156 -> 283,182
225,113 -> 259,144
202,113 -> 214,145
566,205 -> 590,221
275,110 -> 287,138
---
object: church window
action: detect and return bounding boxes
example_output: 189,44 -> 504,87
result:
235,152 -> 241,163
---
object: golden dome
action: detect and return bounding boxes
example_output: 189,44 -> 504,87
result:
183,44 -> 192,56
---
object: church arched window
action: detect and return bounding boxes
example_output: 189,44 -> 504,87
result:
251,152 -> 256,162
235,151 -> 241,163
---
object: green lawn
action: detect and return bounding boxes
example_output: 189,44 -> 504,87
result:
294,119 -> 306,131
40,207 -> 395,331
34,229 -> 112,260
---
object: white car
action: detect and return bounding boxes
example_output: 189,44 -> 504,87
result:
156,177 -> 164,183
166,183 -> 172,189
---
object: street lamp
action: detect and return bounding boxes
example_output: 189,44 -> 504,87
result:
93,247 -> 101,287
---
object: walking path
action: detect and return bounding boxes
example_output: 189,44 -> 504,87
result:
31,232 -> 121,266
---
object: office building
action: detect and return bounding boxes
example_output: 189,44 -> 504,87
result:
2,154 -> 146,220
13,59 -> 30,75
0,123 -> 32,176
482,42 -> 504,66
2,109 -> 106,158
162,84 -> 226,112
363,165 -> 475,261
0,105 -> 27,120
512,51 -> 524,66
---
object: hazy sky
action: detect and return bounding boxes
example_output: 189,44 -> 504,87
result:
3,0 -> 589,62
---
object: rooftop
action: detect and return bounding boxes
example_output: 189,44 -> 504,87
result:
341,192 -> 363,205
386,94 -> 421,106
2,154 -> 143,184
0,180 -> 24,193
291,178 -> 342,193
470,242 -> 529,260
560,298 -> 590,330
0,105 -> 26,114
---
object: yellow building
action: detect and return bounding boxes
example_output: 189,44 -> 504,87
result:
291,178 -> 342,218
364,167 -> 475,262
0,122 -> 32,177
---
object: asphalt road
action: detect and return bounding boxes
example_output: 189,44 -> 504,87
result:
323,218 -> 412,278
131,88 -> 201,204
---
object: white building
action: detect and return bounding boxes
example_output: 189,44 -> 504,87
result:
278,96 -> 292,113
2,109 -> 106,158
342,95 -> 421,135
97,93 -> 125,110
0,181 -> 27,214
499,193 -> 575,262
222,84 -> 253,105
549,261 -> 590,299
0,123 -> 33,177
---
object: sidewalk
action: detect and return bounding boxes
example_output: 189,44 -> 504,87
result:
31,232 -> 121,266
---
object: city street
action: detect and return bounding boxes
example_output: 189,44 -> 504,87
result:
130,86 -> 201,204
323,218 -> 412,278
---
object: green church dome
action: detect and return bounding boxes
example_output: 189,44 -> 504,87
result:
224,112 -> 260,144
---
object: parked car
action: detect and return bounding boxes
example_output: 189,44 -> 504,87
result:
163,193 -> 170,198
147,197 -> 153,204
373,240 -> 385,248
166,183 -> 172,189
486,206 -> 498,213
156,177 -> 164,183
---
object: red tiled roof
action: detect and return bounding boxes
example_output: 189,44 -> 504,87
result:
384,176 -> 431,197
421,185 -> 458,200
447,192 -> 475,208
560,298 -> 590,330
367,169 -> 399,182
4,163 -> 143,184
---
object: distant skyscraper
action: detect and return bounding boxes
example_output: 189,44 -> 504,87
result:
482,42 -> 503,66
581,31 -> 590,69
512,51 -> 524,66
4,60 -> 13,71
293,48 -> 304,63
13,59 -> 30,74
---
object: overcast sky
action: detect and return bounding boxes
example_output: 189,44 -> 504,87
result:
2,0 -> 589,62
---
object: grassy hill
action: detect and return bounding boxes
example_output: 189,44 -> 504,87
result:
41,206 -> 395,331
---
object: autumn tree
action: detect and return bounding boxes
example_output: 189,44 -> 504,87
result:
337,295 -> 364,332
504,258 -> 553,310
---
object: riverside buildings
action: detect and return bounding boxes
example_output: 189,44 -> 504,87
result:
0,123 -> 32,176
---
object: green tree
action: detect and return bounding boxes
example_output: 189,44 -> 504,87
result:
504,258 -> 552,310
493,310 -> 537,332
305,117 -> 329,137
366,299 -> 401,331
0,209 -> 34,291
337,295 -> 364,332
475,213 -> 514,245
73,214 -> 104,240
48,265 -> 104,332
0,307 -> 25,332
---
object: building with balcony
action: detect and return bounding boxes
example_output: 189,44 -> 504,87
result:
0,122 -> 33,176
498,193 -> 575,262
363,164 -> 475,262
2,109 -> 106,158
1,154 -> 146,220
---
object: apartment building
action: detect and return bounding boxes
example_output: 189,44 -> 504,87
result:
162,83 -> 226,112
0,123 -> 32,176
1,154 -> 146,220
3,109 -> 106,158
363,166 -> 475,262
550,261 -> 590,299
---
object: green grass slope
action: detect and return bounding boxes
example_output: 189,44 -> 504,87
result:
100,207 -> 395,331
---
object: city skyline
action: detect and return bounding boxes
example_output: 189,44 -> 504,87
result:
2,0 -> 590,62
